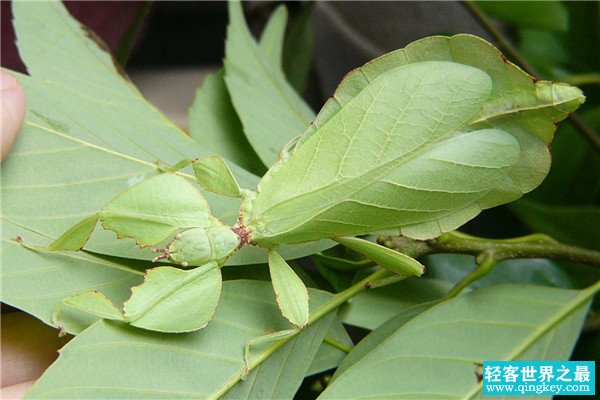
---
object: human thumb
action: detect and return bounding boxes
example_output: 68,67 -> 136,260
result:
1,71 -> 27,162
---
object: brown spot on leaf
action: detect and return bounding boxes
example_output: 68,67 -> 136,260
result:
500,53 -> 508,63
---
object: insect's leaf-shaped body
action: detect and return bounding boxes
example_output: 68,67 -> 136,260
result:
249,36 -> 585,245
100,174 -> 213,246
167,226 -> 240,267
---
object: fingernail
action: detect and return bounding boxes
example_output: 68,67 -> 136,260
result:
1,71 -> 18,91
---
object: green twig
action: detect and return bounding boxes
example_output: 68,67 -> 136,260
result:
381,231 -> 600,268
442,253 -> 500,300
381,231 -> 600,298
462,0 -> 600,153
323,336 -> 353,354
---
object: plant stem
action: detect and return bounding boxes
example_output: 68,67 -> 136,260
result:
323,336 -> 353,354
207,268 -> 392,399
442,254 -> 499,300
462,0 -> 600,153
381,231 -> 600,298
381,231 -> 600,267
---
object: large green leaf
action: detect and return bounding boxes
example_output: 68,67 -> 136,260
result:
511,200 -> 600,251
258,4 -> 288,72
321,283 -> 596,399
188,3 -> 296,176
425,253 -> 577,289
339,278 -> 451,330
188,69 -> 263,176
249,35 -> 584,245
0,1 -> 332,333
476,1 -> 568,32
224,1 -> 315,166
1,220 -> 143,335
282,2 -> 315,93
25,281 -> 337,399
2,0 -> 257,261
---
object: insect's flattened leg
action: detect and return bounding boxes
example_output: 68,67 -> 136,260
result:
243,329 -> 297,378
278,133 -> 303,161
14,214 -> 99,253
365,273 -> 412,289
268,251 -> 310,328
47,213 -> 99,251
155,159 -> 194,173
192,155 -> 242,197
52,290 -> 124,336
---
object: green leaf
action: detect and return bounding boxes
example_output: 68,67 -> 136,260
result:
334,236 -> 425,277
47,213 -> 99,251
187,5 -> 295,176
2,0 -> 258,262
224,1 -> 315,166
193,156 -> 241,197
321,283 -> 596,399
259,5 -> 288,71
100,174 -> 213,246
282,2 -> 315,93
56,290 -> 124,323
188,69 -> 264,176
511,200 -> 600,251
249,35 -> 584,245
339,278 -> 452,330
1,220 -> 143,335
307,316 -> 354,376
564,1 -> 600,71
26,281 -> 337,399
333,302 -> 437,381
425,254 -> 576,289
123,262 -> 222,333
268,251 -> 310,328
476,1 -> 568,32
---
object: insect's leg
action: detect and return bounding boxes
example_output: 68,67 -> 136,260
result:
52,290 -> 124,336
155,158 -> 194,173
268,250 -> 309,328
192,155 -> 242,197
14,213 -> 99,252
47,213 -> 99,251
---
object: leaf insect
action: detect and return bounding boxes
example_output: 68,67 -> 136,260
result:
41,35 -> 584,334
